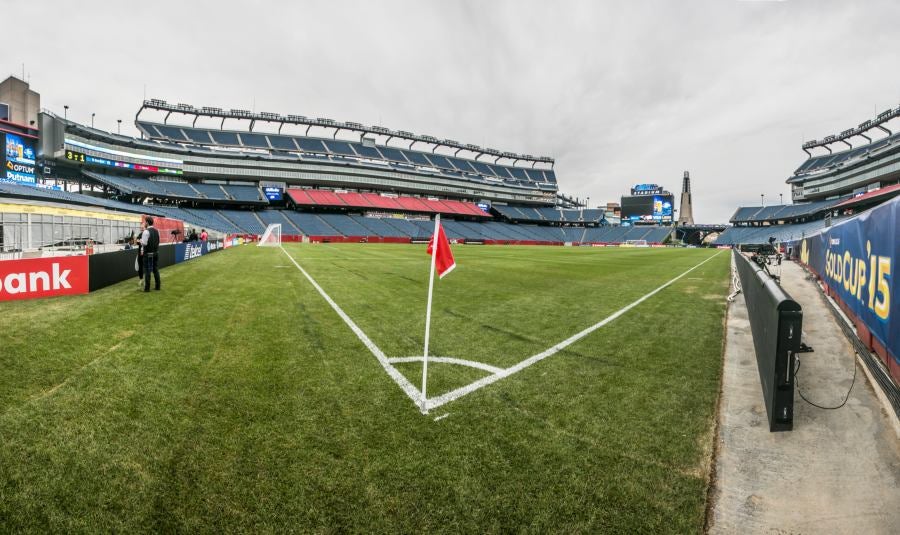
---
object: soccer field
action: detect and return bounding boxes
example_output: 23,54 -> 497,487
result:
0,243 -> 730,532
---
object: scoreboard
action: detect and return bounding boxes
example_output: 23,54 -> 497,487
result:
621,183 -> 674,223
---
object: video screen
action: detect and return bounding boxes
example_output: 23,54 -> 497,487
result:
3,132 -> 37,184
620,194 -> 673,222
263,186 -> 283,201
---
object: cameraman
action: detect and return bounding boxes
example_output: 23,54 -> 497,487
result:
139,216 -> 161,292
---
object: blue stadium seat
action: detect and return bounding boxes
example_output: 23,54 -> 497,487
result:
268,136 -> 298,151
323,140 -> 356,156
282,212 -> 340,236
316,213 -> 370,236
209,131 -> 241,145
223,185 -> 264,203
240,133 -> 270,148
219,210 -> 267,234
296,138 -> 329,152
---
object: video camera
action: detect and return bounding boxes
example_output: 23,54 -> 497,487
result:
743,238 -> 783,282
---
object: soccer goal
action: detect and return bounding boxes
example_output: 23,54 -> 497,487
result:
624,239 -> 649,247
258,223 -> 282,247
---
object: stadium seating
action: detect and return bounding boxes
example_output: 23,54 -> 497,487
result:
285,189 -> 488,217
83,170 -> 266,204
792,132 -> 900,178
219,210 -> 267,234
0,181 -> 155,215
223,185 -> 264,203
257,210 -> 301,235
395,196 -> 432,212
383,218 -> 431,239
0,179 -> 669,244
191,183 -> 230,200
135,120 -> 554,187
303,190 -> 347,206
184,208 -> 245,233
282,212 -> 340,236
316,213 -> 370,236
729,198 -> 845,223
351,216 -> 408,237
715,217 -> 839,245
361,193 -> 403,210
494,204 -> 604,224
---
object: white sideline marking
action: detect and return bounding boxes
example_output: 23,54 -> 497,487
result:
281,244 -> 723,414
434,413 -> 449,422
424,250 -> 725,411
279,246 -> 424,406
388,356 -> 504,374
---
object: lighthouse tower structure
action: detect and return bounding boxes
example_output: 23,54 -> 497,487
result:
678,171 -> 694,225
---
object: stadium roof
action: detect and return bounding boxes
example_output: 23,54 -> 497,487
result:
801,104 -> 900,151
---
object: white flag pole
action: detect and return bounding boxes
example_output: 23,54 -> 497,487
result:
421,214 -> 441,414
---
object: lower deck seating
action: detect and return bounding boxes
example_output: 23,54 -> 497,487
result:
219,210 -> 266,234
714,218 -> 837,245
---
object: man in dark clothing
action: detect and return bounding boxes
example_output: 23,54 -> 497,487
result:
139,216 -> 161,292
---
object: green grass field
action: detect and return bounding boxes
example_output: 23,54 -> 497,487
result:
0,243 -> 730,533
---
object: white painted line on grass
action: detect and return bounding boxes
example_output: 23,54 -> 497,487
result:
279,246 -> 424,406
388,356 -> 504,374
425,250 -> 725,411
281,244 -> 723,415
434,413 -> 450,422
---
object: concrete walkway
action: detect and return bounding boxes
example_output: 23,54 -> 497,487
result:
709,260 -> 900,534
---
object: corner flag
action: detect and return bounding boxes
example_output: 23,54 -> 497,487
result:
421,214 -> 455,413
426,219 -> 456,279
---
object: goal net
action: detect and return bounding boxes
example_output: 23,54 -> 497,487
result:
258,223 -> 282,247
624,239 -> 649,247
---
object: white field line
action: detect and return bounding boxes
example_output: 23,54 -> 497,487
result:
389,356 -> 504,374
279,246 -> 423,406
424,250 -> 725,411
281,244 -> 723,414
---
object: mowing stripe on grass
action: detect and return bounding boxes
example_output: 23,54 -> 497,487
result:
279,246 -> 424,406
425,250 -> 725,411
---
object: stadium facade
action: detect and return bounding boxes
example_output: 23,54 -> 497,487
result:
716,105 -> 900,246
0,81 -> 675,252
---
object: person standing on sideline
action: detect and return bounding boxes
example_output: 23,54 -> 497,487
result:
135,227 -> 145,290
200,229 -> 208,242
139,216 -> 161,292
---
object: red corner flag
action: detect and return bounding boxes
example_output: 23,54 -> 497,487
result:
426,220 -> 456,279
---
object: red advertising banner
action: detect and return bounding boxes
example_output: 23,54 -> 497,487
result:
145,215 -> 185,244
0,256 -> 89,302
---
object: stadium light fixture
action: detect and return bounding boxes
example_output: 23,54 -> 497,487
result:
91,113 -> 95,128
63,105 -> 69,120
117,119 -> 122,134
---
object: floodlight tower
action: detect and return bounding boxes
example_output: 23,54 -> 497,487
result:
677,171 -> 694,225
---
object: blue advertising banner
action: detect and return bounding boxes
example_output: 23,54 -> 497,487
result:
795,197 -> 897,367
175,241 -> 209,263
174,240 -> 224,263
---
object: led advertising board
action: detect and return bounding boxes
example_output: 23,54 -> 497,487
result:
3,132 -> 37,184
263,186 -> 283,201
620,194 -> 674,223
65,149 -> 183,175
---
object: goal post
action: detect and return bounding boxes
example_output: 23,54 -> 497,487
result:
258,223 -> 282,247
624,239 -> 649,247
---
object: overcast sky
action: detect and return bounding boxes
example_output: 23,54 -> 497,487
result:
6,0 -> 900,221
